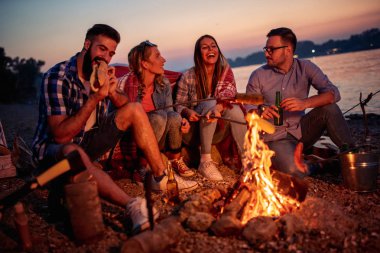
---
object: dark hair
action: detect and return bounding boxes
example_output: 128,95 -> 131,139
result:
85,24 -> 120,44
267,27 -> 297,53
193,34 -> 228,99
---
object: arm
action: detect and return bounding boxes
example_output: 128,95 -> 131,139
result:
175,70 -> 200,121
281,91 -> 334,111
48,93 -> 102,143
282,61 -> 338,111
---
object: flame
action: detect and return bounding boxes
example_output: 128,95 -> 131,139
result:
240,113 -> 300,224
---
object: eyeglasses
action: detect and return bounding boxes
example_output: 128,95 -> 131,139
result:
263,46 -> 288,54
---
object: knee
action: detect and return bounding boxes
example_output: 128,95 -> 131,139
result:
319,103 -> 342,117
149,113 -> 167,130
119,102 -> 148,121
223,105 -> 245,120
167,111 -> 182,127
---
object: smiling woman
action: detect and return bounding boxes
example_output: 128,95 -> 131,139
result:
175,34 -> 247,181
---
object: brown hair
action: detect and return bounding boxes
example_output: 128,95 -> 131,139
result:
193,35 -> 228,99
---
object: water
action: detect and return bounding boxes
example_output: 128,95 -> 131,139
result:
233,49 -> 380,115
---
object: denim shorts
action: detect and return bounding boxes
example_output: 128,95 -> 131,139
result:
39,111 -> 124,172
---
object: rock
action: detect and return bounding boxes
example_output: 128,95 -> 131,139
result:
178,189 -> 222,222
243,216 -> 278,244
186,212 -> 215,232
278,213 -> 305,238
210,215 -> 243,236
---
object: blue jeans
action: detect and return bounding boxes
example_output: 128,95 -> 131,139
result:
183,100 -> 247,156
268,103 -> 353,177
148,110 -> 182,153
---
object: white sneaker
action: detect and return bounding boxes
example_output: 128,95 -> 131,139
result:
198,160 -> 223,181
151,173 -> 198,192
125,197 -> 159,234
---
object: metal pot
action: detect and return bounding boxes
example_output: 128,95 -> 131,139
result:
339,152 -> 379,192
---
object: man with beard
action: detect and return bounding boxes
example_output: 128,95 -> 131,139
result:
246,27 -> 353,178
32,24 -> 196,233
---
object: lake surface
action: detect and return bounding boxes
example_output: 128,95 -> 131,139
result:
232,49 -> 380,115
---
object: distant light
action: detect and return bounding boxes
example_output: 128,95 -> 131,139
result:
311,49 -> 315,53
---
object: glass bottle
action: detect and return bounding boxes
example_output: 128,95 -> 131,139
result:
166,161 -> 180,205
14,202 -> 33,251
274,91 -> 283,126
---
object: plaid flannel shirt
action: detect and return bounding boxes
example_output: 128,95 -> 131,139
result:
32,53 -> 110,161
175,65 -> 237,114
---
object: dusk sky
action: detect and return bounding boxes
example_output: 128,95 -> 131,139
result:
1,0 -> 380,72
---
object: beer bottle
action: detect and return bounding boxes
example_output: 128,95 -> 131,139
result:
166,161 -> 180,205
14,202 -> 33,251
274,91 -> 283,126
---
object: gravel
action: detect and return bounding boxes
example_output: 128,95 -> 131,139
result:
0,104 -> 379,253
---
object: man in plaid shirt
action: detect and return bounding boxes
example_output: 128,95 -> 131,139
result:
31,24 -> 172,233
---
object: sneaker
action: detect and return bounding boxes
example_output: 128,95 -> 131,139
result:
198,160 -> 223,181
125,197 -> 159,234
171,157 -> 195,177
151,173 -> 198,192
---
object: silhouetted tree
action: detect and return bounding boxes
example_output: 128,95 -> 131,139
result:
0,47 -> 44,103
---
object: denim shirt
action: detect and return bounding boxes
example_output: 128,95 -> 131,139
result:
246,58 -> 340,142
118,72 -> 174,112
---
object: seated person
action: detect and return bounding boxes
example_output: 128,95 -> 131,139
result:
31,24 -> 187,233
117,41 -> 197,191
175,35 -> 247,181
246,27 -> 354,177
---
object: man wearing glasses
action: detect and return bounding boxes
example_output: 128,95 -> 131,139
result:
246,27 -> 353,177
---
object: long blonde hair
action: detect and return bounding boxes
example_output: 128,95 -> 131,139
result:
128,41 -> 164,99
193,35 -> 228,99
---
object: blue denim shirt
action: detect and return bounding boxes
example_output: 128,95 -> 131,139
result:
246,58 -> 340,142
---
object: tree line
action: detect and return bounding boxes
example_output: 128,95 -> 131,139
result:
228,28 -> 380,68
0,47 -> 44,104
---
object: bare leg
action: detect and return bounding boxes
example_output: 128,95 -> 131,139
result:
61,144 -> 132,207
114,103 -> 165,177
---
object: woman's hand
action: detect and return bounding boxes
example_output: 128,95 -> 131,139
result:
204,104 -> 223,122
186,109 -> 201,122
181,118 -> 190,134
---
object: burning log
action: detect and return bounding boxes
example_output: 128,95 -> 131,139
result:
210,188 -> 251,236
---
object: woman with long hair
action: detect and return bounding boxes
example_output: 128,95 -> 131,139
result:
118,41 -> 197,192
176,35 -> 246,181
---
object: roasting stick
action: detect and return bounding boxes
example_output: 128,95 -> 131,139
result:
151,93 -> 264,112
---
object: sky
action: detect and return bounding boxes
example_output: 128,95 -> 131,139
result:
1,0 -> 380,72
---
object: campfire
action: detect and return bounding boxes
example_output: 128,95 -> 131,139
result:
239,112 -> 301,223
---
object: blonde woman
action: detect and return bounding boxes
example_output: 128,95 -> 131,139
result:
118,41 -> 197,191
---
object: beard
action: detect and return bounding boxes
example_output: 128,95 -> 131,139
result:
82,48 -> 94,81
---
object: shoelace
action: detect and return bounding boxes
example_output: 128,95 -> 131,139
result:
175,158 -> 189,173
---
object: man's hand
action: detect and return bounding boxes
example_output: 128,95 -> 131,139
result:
181,118 -> 190,134
281,97 -> 307,111
260,104 -> 280,120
